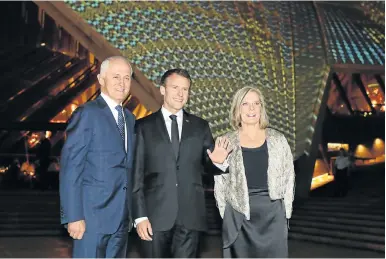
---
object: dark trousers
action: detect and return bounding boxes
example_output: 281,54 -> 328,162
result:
334,168 -> 349,197
141,223 -> 200,258
72,222 -> 129,258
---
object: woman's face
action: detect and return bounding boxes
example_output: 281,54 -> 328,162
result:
240,91 -> 261,127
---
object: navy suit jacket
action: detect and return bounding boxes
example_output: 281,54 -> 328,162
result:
60,95 -> 135,234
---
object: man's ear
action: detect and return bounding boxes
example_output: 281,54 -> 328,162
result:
97,74 -> 104,86
160,85 -> 165,96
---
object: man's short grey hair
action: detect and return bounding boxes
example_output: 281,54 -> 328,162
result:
99,56 -> 133,76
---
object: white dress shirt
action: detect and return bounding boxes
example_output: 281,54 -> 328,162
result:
335,156 -> 351,170
161,106 -> 183,141
100,92 -> 127,152
134,106 -> 228,226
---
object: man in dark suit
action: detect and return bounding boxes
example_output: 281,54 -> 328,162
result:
60,56 -> 135,258
133,68 -> 232,257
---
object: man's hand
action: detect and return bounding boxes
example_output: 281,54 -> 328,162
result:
68,220 -> 86,240
136,219 -> 153,241
207,137 -> 233,164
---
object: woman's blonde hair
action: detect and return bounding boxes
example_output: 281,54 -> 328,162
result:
229,86 -> 269,130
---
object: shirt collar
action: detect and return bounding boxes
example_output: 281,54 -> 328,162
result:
101,92 -> 123,112
161,106 -> 183,121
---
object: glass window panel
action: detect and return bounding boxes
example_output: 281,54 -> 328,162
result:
337,73 -> 372,112
327,79 -> 351,115
360,74 -> 385,112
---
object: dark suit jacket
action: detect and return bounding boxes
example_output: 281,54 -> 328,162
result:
60,95 -> 135,234
132,109 -> 222,232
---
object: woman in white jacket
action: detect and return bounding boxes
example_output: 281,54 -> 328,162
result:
214,86 -> 295,258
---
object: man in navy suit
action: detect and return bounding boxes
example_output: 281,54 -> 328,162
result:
60,56 -> 135,258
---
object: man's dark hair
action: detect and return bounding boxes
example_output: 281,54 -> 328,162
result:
160,68 -> 191,86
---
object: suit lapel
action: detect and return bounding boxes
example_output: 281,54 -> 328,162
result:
155,109 -> 174,145
124,109 -> 133,157
96,96 -> 125,152
180,110 -> 194,143
178,111 -> 195,161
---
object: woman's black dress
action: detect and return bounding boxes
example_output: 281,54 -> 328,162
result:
222,141 -> 288,258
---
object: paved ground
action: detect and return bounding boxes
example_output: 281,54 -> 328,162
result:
0,235 -> 383,258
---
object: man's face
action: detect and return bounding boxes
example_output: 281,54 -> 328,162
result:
98,59 -> 132,104
160,73 -> 190,113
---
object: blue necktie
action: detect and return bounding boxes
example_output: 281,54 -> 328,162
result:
115,105 -> 125,144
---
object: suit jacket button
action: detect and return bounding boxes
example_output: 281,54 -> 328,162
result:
176,166 -> 179,170
123,187 -> 127,190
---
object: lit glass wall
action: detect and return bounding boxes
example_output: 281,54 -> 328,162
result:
317,2 -> 384,65
65,1 -> 385,158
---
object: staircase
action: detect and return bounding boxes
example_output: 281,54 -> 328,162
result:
0,190 -> 64,236
289,164 -> 385,253
289,196 -> 384,252
0,164 -> 383,255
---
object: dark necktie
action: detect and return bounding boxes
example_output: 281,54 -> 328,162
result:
170,114 -> 179,159
115,105 -> 125,144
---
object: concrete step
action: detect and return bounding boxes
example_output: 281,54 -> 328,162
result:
297,203 -> 384,211
0,212 -> 60,217
294,209 -> 385,221
299,200 -> 384,209
291,215 -> 384,228
0,190 -> 59,196
0,217 -> 60,224
290,226 -> 384,244
297,203 -> 384,212
303,196 -> 383,203
0,199 -> 59,204
290,220 -> 384,235
0,206 -> 60,213
0,229 -> 65,237
0,223 -> 62,230
0,203 -> 59,208
289,232 -> 385,253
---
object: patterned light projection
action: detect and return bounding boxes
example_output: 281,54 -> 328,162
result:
316,2 -> 384,65
64,1 -> 384,158
290,2 -> 329,156
360,1 -> 385,26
